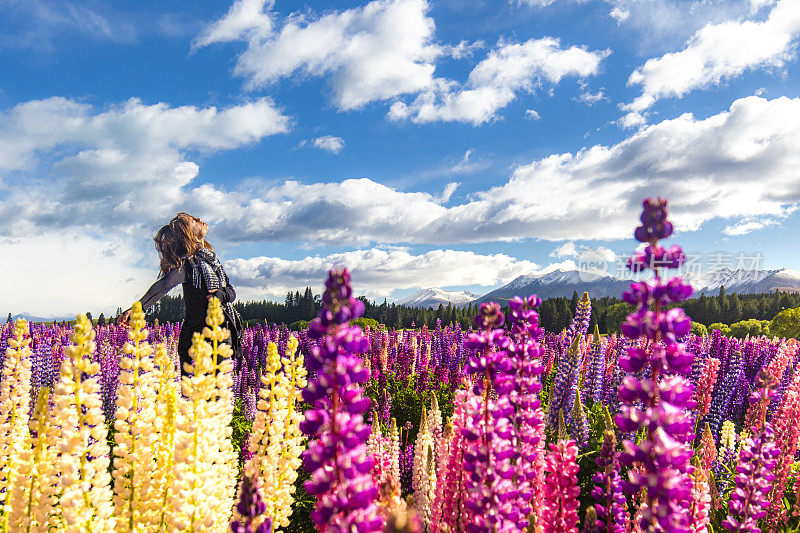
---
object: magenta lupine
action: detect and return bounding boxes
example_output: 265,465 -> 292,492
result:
461,302 -> 523,532
504,295 -> 547,530
299,268 -> 382,532
722,424 -> 779,533
540,439 -> 580,533
432,387 -> 470,533
591,429 -> 626,533
614,197 -> 696,533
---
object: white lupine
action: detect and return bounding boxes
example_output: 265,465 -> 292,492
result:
51,314 -> 116,532
8,387 -> 59,532
427,395 -> 443,468
112,301 -> 160,532
168,302 -> 225,531
240,335 -> 307,530
412,416 -> 436,530
388,418 -> 401,484
204,298 -> 238,529
412,406 -> 429,492
269,336 -> 307,529
152,343 -> 179,530
0,318 -> 33,531
720,420 -> 737,451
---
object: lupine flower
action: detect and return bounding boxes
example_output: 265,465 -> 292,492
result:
694,357 -> 720,419
591,429 -> 626,533
0,319 -> 33,528
723,424 -> 779,533
550,334 -> 582,429
300,268 -> 382,532
152,343 -> 179,530
540,439 -> 580,533
167,298 -> 237,531
112,301 -> 160,530
7,387 -> 59,531
230,474 -> 272,533
615,197 -> 696,533
50,314 -> 116,531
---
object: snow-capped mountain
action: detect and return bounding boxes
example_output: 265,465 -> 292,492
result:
398,288 -> 481,308
474,267 -> 800,304
476,269 -> 631,303
9,312 -> 75,323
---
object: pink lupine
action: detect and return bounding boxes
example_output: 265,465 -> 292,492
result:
541,439 -> 580,533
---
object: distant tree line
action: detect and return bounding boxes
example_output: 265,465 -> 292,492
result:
136,285 -> 800,334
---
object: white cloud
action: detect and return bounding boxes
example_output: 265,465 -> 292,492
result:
0,96 -> 290,235
193,0 -> 274,47
610,6 -> 630,22
617,111 -> 647,129
0,230 -> 157,317
225,248 -> 539,300
624,0 -> 800,113
550,241 -> 578,257
549,241 -> 617,262
390,37 -> 609,124
199,0 -> 444,111
312,135 -> 345,153
5,95 -> 800,252
513,0 -> 558,7
723,217 -> 779,236
576,88 -> 607,105
525,109 -> 541,120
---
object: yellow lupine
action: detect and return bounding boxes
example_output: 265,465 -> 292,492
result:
240,335 -> 307,530
51,314 -> 116,532
168,297 -> 236,532
0,318 -> 33,532
8,387 -> 59,532
152,344 -> 179,531
112,301 -> 159,532
269,336 -> 307,529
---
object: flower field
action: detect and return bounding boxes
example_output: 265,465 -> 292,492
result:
3,199 -> 800,533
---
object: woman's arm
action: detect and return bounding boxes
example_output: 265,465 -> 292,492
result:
135,265 -> 186,311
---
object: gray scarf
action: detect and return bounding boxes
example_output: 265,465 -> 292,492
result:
186,247 -> 243,334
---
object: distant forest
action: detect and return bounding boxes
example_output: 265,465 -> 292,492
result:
135,286 -> 800,334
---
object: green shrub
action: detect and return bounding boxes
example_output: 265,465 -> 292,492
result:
690,322 -> 708,336
770,307 -> 800,339
288,320 -> 309,331
708,323 -> 731,337
351,317 -> 380,331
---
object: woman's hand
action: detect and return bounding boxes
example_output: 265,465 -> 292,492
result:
206,289 -> 218,301
117,309 -> 131,327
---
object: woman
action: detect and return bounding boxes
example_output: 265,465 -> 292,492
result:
117,212 -> 243,376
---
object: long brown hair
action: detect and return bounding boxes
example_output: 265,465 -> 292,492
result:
154,212 -> 214,277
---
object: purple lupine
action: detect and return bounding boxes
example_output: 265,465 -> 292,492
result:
231,473 -> 272,533
722,424 -> 779,533
299,268 -> 382,532
505,294 -> 547,531
615,197 -> 696,533
706,348 -> 744,439
563,292 -> 591,349
591,429 -> 626,533
584,325 -> 606,404
549,333 -> 583,428
461,302 -> 518,532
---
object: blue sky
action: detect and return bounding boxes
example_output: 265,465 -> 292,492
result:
2,0 -> 800,316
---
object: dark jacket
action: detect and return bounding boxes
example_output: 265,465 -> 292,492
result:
135,258 -> 241,374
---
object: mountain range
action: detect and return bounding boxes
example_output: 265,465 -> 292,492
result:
400,267 -> 800,308
397,288 -> 481,309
